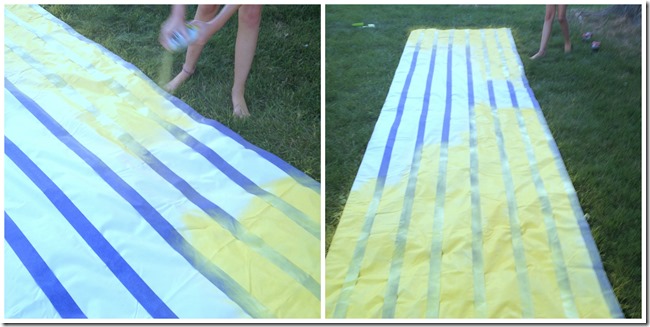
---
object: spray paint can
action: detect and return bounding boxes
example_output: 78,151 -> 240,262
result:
167,23 -> 199,52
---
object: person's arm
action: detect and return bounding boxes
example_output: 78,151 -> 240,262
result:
191,5 -> 241,45
159,5 -> 187,50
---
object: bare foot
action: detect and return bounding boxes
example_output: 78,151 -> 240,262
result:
164,65 -> 194,93
530,51 -> 545,60
232,93 -> 250,118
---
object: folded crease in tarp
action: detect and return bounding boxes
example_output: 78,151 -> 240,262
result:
325,28 -> 623,319
5,4 -> 320,319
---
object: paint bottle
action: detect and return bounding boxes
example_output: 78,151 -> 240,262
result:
167,23 -> 199,52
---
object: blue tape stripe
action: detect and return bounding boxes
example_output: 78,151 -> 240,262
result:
496,32 -> 577,316
5,79 -> 272,318
440,37 -> 453,144
481,30 -> 534,317
425,30 -> 454,318
4,137 -> 177,319
487,82 -> 497,108
5,212 -> 87,319
507,82 -> 519,108
383,30 -> 439,318
154,119 -> 319,239
118,134 -> 321,299
30,4 -> 319,193
505,29 -> 624,318
507,79 -> 579,318
332,32 -> 424,318
466,30 -> 487,318
166,97 -> 320,193
467,32 -> 475,109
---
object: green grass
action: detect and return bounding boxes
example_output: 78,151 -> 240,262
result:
325,5 -> 641,318
42,5 -> 321,181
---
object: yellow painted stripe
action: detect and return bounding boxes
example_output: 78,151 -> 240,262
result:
523,110 -> 613,318
325,181 -> 377,317
475,103 -> 524,317
395,144 -> 441,318
465,29 -> 488,318
346,178 -> 409,318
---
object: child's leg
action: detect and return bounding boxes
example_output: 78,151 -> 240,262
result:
231,5 -> 262,118
165,5 -> 221,92
531,5 -> 556,59
557,5 -> 571,52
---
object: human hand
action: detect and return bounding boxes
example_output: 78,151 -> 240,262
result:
188,20 -> 213,46
160,15 -> 188,51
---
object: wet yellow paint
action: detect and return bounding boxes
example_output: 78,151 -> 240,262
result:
521,109 -> 613,317
256,177 -> 320,225
238,177 -> 320,277
393,143 -> 441,317
418,29 -> 436,52
405,28 -> 424,48
181,207 -> 319,318
325,177 -> 376,311
344,173 -> 409,318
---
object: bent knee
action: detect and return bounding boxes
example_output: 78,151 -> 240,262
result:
239,5 -> 262,27
196,5 -> 219,20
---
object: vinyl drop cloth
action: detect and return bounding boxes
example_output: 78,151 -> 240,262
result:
326,28 -> 623,319
5,5 -> 320,319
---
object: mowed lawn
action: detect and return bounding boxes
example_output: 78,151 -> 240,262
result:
43,5 -> 321,181
325,5 -> 641,318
